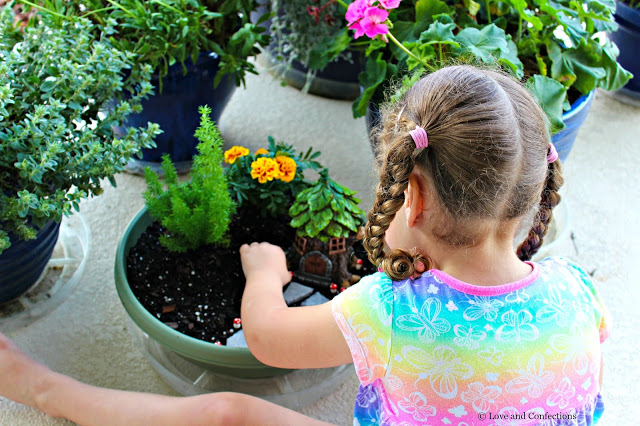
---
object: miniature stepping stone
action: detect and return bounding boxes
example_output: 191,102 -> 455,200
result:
226,330 -> 247,348
301,292 -> 330,307
283,282 -> 314,305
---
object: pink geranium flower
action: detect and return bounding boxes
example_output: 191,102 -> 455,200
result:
345,0 -> 369,24
361,6 -> 389,38
379,0 -> 402,9
348,20 -> 367,39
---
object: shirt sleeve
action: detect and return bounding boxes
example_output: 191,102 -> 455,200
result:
331,272 -> 393,385
561,257 -> 612,344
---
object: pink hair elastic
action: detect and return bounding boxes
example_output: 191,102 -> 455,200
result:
547,143 -> 559,163
410,126 -> 429,149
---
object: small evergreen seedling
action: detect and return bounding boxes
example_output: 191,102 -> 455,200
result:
289,170 -> 365,241
143,106 -> 235,252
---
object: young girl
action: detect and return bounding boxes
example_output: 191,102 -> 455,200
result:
0,65 -> 609,425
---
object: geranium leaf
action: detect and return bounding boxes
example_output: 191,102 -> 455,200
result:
353,53 -> 387,118
525,75 -> 568,133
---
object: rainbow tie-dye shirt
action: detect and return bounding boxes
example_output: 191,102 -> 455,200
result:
332,257 -> 610,425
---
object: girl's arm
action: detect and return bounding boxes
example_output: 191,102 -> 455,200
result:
240,242 -> 353,369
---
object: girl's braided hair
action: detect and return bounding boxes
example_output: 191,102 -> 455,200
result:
364,66 -> 564,280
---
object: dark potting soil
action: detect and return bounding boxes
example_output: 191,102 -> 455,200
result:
127,207 -> 378,345
127,207 -> 296,345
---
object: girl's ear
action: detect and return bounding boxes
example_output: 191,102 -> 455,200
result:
405,173 -> 425,228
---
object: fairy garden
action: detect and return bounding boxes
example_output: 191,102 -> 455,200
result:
125,107 -> 375,347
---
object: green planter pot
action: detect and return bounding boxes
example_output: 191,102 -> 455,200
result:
114,207 -> 291,379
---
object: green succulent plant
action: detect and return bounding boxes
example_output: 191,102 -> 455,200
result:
289,170 -> 365,242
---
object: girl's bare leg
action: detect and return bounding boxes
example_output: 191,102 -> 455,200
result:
0,333 -> 331,426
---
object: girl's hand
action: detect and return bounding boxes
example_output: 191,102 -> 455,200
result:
239,242 -> 291,287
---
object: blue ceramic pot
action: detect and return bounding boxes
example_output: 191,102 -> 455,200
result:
551,91 -> 595,163
609,2 -> 640,94
121,52 -> 236,164
0,220 -> 60,304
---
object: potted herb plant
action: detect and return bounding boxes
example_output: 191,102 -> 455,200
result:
114,107 -> 372,378
609,0 -> 640,102
19,0 -> 270,171
0,9 -> 159,303
263,0 -> 363,100
339,0 -> 631,161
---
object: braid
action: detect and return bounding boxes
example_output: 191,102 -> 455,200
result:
517,157 -> 564,260
363,136 -> 431,280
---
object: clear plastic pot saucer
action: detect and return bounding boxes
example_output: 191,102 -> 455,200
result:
0,213 -> 90,331
126,317 -> 354,410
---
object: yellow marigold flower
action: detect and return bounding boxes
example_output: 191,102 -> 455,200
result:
254,148 -> 269,156
275,155 -> 297,183
224,146 -> 249,164
251,157 -> 280,184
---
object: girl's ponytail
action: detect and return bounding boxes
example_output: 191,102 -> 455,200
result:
517,157 -> 564,261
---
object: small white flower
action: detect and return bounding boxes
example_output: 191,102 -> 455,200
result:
446,300 -> 458,311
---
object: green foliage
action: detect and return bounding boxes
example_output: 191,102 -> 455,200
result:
143,106 -> 235,252
269,0 -> 353,88
0,9 -> 159,254
623,0 -> 639,8
225,137 -> 323,217
352,8 -> 523,117
341,0 -> 631,131
289,170 -> 365,242
17,0 -> 270,88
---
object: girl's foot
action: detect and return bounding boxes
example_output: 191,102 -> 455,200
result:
0,332 -> 52,411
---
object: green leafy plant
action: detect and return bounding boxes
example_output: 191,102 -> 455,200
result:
17,0 -> 270,88
334,0 -> 631,131
289,170 -> 365,241
224,137 -> 323,217
269,0 -> 354,88
0,9 -> 159,254
622,0 -> 639,8
143,106 -> 235,252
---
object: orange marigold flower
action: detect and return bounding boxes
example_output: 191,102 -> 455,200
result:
275,155 -> 297,183
224,146 -> 249,164
254,148 -> 269,156
251,157 -> 280,184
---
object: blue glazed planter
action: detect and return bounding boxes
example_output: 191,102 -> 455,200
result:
609,2 -> 640,94
551,91 -> 595,163
121,52 -> 236,164
0,220 -> 60,304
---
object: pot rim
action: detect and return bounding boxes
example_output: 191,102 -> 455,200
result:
562,90 -> 595,122
616,1 -> 640,29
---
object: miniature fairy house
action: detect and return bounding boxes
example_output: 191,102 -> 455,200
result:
288,170 -> 366,290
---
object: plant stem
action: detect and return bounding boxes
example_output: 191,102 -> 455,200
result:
517,17 -> 523,43
104,0 -> 136,19
438,43 -> 443,62
334,0 -> 349,9
18,0 -> 66,19
485,0 -> 492,23
82,6 -> 117,21
387,31 -> 433,70
150,0 -> 183,16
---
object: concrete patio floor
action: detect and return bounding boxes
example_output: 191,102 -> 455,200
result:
1,59 -> 639,425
